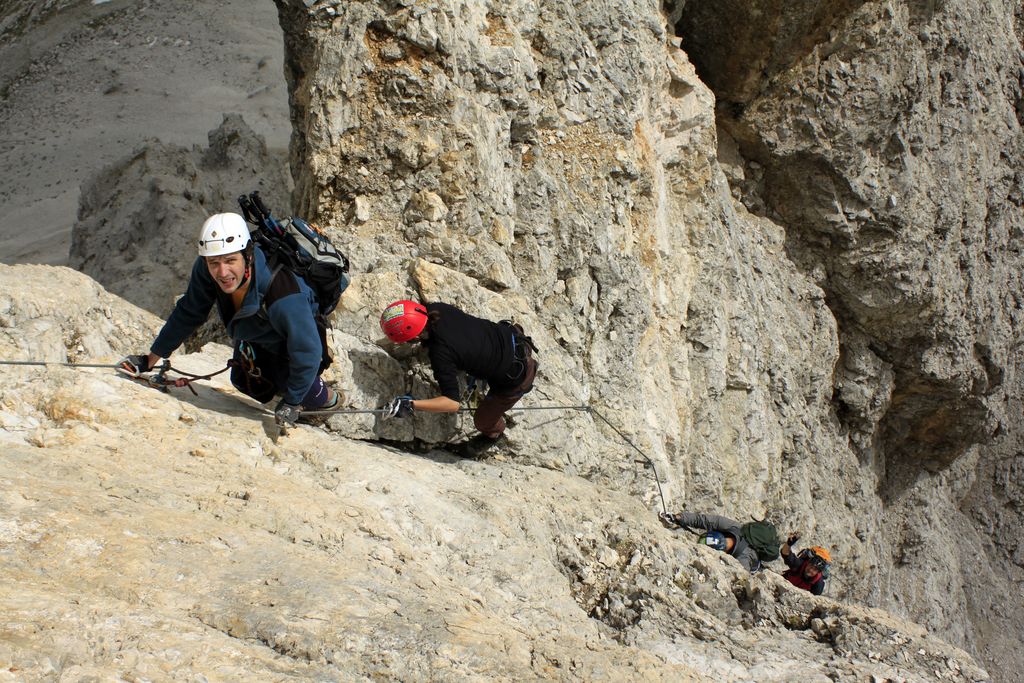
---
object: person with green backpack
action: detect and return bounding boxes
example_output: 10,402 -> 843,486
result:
659,510 -> 782,572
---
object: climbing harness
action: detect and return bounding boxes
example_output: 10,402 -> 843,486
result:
237,342 -> 259,376
232,341 -> 277,399
461,375 -> 486,408
698,531 -> 729,552
499,320 -> 537,385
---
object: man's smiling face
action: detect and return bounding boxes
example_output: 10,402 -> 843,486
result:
205,252 -> 247,293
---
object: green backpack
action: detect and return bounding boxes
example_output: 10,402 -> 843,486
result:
740,520 -> 781,562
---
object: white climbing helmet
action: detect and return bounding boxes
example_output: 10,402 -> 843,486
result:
197,213 -> 250,257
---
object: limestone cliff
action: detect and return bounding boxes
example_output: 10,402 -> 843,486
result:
0,264 -> 989,682
264,0 -> 1021,678
672,0 -> 1024,672
5,0 -> 1021,680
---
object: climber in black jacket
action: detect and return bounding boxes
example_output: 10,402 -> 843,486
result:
379,300 -> 539,453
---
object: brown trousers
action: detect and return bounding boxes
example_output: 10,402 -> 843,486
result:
473,356 -> 539,438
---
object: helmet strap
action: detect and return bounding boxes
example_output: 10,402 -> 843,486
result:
239,247 -> 254,287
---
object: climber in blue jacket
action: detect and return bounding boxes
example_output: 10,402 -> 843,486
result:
118,213 -> 337,426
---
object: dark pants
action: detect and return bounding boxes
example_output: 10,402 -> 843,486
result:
230,342 -> 331,409
474,355 -> 539,438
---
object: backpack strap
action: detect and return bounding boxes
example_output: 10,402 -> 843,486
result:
259,263 -> 333,373
499,319 -> 540,356
260,263 -> 300,315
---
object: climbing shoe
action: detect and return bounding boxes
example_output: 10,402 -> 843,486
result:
456,433 -> 507,459
298,387 -> 343,425
324,387 -> 342,409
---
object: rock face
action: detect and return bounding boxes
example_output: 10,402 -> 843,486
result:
678,0 -> 1022,482
672,0 -> 1024,674
69,114 -> 291,321
3,0 -> 1021,679
274,0 -> 863,600
269,0 -> 1022,679
0,264 -> 990,681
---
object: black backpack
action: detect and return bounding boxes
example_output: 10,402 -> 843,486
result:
237,191 -> 350,318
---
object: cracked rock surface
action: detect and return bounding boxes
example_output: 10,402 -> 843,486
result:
3,0 -> 1022,679
0,265 -> 989,681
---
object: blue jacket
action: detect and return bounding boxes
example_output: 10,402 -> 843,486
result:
151,247 -> 322,404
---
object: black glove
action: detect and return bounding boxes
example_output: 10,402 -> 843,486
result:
383,395 -> 415,419
658,512 -> 678,527
118,354 -> 152,377
787,533 -> 800,547
274,400 -> 302,427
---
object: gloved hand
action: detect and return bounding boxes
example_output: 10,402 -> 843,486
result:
383,395 -> 415,419
118,354 -> 152,377
786,533 -> 801,547
274,400 -> 302,427
658,512 -> 678,527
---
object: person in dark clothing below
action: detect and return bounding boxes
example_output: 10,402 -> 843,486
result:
118,213 -> 338,428
659,511 -> 781,573
378,300 -> 538,454
781,534 -> 830,595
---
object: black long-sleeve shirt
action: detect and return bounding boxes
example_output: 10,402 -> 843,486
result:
422,303 -> 517,400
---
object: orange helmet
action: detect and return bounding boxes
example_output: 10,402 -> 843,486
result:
380,300 -> 428,343
807,546 -> 832,563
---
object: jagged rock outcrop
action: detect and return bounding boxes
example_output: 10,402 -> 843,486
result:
671,0 -> 1024,675
0,264 -> 990,681
0,0 -> 290,266
272,0 -> 875,612
69,114 -> 291,321
11,0 -> 1019,678
270,0 -> 1022,679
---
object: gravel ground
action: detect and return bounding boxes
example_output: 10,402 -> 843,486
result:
0,0 -> 290,265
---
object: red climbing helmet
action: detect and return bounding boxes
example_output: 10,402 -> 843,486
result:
380,300 -> 428,343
